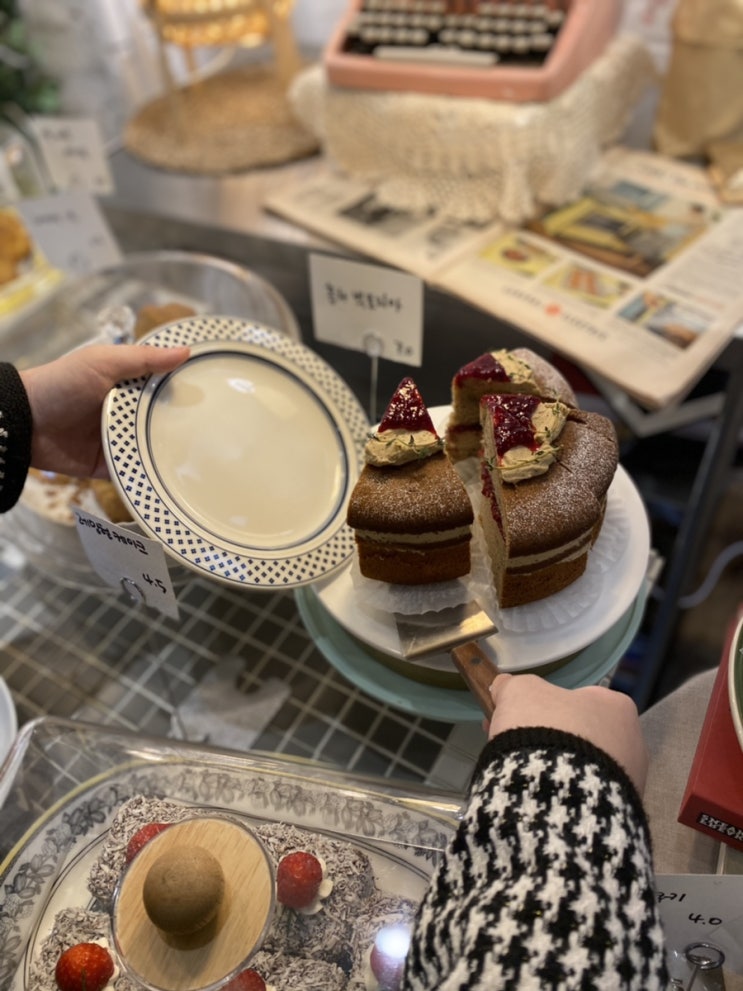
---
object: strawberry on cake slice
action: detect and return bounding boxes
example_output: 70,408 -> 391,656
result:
347,377 -> 473,585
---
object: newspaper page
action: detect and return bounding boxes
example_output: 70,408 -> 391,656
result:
266,148 -> 743,410
264,164 -> 503,280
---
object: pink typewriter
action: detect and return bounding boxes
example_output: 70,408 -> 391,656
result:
324,0 -> 623,103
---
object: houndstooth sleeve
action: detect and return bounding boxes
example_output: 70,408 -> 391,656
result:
404,726 -> 669,990
0,362 -> 33,513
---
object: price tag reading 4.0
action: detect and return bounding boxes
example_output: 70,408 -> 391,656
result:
656,873 -> 743,975
309,253 -> 424,366
74,510 -> 179,620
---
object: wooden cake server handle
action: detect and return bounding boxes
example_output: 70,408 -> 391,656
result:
450,641 -> 500,718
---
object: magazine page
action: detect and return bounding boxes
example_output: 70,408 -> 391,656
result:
266,148 -> 743,409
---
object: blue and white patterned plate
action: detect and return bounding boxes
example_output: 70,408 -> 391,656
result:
102,317 -> 369,588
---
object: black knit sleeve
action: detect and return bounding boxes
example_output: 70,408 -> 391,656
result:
0,362 -> 33,513
403,727 -> 669,990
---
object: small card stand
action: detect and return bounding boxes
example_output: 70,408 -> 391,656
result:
363,330 -> 383,423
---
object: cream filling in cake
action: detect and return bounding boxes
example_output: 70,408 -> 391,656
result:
507,537 -> 594,570
364,428 -> 443,466
353,526 -> 472,545
485,515 -> 594,570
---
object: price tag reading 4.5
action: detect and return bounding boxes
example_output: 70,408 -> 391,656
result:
74,510 -> 179,620
309,253 -> 424,366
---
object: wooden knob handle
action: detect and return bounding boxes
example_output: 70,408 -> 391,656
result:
451,641 -> 499,717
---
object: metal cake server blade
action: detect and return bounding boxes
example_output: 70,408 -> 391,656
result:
395,600 -> 496,659
395,602 -> 499,717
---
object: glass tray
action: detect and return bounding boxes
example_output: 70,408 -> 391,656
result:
0,717 -> 460,990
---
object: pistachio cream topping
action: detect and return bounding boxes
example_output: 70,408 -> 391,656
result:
492,401 -> 569,483
491,349 -> 539,389
364,429 -> 443,467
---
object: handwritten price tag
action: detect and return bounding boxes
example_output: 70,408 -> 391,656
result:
74,509 -> 179,620
17,190 -> 122,276
656,873 -> 743,974
309,253 -> 424,366
31,116 -> 114,195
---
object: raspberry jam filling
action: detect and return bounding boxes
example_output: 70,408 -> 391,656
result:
453,353 -> 509,386
483,394 -> 541,456
480,463 -> 504,536
378,377 -> 436,434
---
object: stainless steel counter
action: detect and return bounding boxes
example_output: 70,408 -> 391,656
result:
99,193 -> 534,414
106,146 -> 334,252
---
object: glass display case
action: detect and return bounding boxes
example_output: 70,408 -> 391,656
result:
0,716 -> 460,988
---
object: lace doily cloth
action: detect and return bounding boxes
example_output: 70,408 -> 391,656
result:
290,35 -> 657,224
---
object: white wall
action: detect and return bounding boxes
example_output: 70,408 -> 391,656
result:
291,0 -> 348,50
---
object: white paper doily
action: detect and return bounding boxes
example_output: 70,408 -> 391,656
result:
349,558 -> 473,616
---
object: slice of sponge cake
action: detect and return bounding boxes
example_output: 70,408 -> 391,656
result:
446,347 -> 577,462
347,377 -> 473,585
478,392 -> 618,607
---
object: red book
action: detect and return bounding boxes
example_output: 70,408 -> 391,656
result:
678,610 -> 743,852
